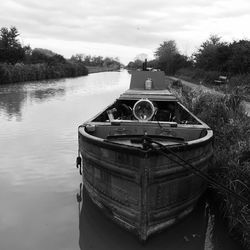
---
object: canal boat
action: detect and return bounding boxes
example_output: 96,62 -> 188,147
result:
77,70 -> 213,241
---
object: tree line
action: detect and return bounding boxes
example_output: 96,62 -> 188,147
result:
70,54 -> 121,69
0,26 -> 89,84
127,35 -> 250,85
126,40 -> 191,74
0,26 -> 120,84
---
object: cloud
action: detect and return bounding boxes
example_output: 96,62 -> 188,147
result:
0,0 -> 249,63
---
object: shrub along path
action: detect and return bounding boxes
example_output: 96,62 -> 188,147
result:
167,76 -> 250,117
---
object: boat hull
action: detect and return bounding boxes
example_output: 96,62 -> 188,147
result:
78,129 -> 213,241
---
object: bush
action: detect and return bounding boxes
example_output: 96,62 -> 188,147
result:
0,62 -> 88,84
176,67 -> 220,85
172,79 -> 183,88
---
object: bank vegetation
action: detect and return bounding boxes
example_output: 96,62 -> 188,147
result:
170,82 -> 250,249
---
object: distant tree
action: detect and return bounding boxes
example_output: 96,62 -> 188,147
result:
228,40 -> 250,74
127,61 -> 135,69
172,54 -> 192,71
0,26 -> 20,48
147,59 -> 159,69
101,57 -> 121,69
126,59 -> 143,69
91,56 -> 104,66
155,40 -> 188,74
194,36 -> 250,75
70,54 -> 84,63
31,49 -> 50,64
31,48 -> 66,65
134,59 -> 143,69
23,45 -> 32,63
194,35 -> 226,71
215,43 -> 231,72
83,55 -> 91,65
49,54 -> 66,65
33,48 -> 56,57
70,54 -> 121,69
155,40 -> 178,56
103,57 -> 114,67
0,26 -> 25,63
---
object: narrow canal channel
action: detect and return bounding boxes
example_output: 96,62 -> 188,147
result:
0,71 -> 242,250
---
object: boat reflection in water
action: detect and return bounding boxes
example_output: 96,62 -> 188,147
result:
77,185 -> 209,250
77,184 -> 241,250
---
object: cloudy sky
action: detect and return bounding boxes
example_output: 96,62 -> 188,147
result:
1,0 -> 250,64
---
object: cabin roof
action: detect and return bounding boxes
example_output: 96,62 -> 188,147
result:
119,89 -> 177,101
129,71 -> 166,90
119,70 -> 177,101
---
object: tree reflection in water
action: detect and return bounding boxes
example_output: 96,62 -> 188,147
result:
0,80 -> 66,121
0,84 -> 26,121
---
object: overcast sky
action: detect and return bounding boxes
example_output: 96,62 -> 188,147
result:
1,0 -> 250,64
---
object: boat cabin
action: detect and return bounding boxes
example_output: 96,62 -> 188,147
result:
84,71 -> 210,146
92,71 -> 200,125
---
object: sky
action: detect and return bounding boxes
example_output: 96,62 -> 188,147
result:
0,0 -> 250,64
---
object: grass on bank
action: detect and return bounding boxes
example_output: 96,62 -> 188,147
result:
170,82 -> 250,249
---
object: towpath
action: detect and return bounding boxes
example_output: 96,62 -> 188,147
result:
167,76 -> 250,116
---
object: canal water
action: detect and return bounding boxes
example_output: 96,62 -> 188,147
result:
0,71 -> 242,250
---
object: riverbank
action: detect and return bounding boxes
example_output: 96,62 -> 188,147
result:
167,77 -> 250,249
0,62 -> 88,84
175,68 -> 250,102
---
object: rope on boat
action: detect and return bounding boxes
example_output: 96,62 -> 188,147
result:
76,132 -> 82,175
76,155 -> 82,175
143,136 -> 249,204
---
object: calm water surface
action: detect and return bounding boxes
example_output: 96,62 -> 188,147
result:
0,71 -> 242,250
